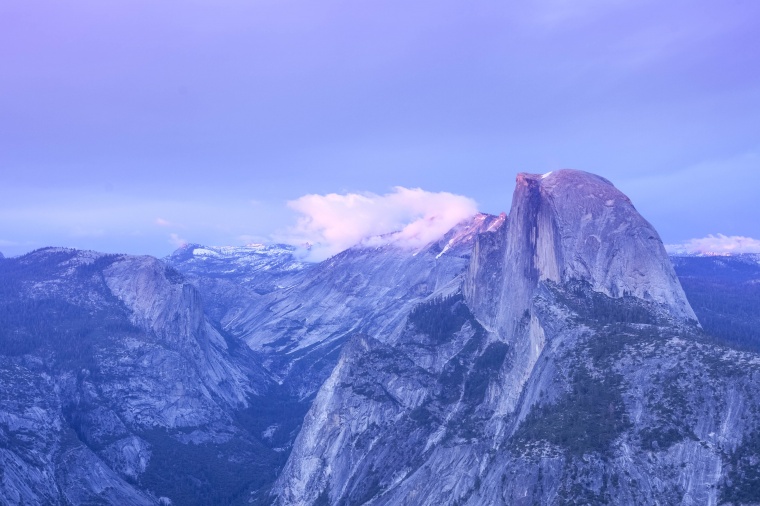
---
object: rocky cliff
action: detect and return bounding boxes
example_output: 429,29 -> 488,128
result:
173,214 -> 503,398
466,170 -> 696,335
3,171 -> 760,505
0,214 -> 502,505
273,170 -> 760,506
0,249 -> 284,505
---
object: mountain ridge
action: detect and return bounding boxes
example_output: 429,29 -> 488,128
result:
272,169 -> 760,505
2,171 -> 760,505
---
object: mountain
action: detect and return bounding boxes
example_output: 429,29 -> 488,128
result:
0,215 -> 503,505
165,243 -> 312,327
0,248 -> 296,505
2,170 -> 760,505
273,170 -> 760,505
671,253 -> 760,351
169,214 -> 504,398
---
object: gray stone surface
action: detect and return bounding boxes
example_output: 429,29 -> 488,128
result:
2,171 -> 759,505
273,170 -> 760,506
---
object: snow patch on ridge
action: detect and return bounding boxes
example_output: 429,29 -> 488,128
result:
666,234 -> 760,255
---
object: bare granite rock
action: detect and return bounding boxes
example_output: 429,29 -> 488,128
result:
272,170 -> 759,506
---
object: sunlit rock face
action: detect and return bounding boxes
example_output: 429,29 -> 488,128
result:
466,170 -> 696,337
273,170 -> 760,506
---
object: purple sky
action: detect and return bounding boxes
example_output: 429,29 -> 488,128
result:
2,0 -> 759,258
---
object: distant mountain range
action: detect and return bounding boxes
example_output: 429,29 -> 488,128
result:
1,170 -> 759,505
672,253 -> 760,352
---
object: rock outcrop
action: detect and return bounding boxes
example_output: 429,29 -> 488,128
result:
3,171 -> 760,505
466,170 -> 696,336
190,213 -> 503,398
272,170 -> 760,506
0,248 -> 278,505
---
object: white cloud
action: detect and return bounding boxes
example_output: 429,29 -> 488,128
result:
281,187 -> 478,261
168,233 -> 188,248
666,234 -> 760,255
155,217 -> 188,229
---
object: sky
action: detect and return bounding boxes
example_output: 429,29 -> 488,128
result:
1,0 -> 759,259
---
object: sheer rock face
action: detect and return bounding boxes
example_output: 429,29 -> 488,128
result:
273,170 -> 760,506
466,170 -> 696,336
102,255 -> 269,414
463,170 -> 699,420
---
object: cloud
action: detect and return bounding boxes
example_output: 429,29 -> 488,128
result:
168,233 -> 188,248
238,234 -> 269,245
281,187 -> 478,261
666,234 -> 760,255
70,227 -> 105,238
156,217 -> 188,229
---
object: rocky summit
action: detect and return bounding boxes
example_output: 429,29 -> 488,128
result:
273,170 -> 760,506
2,170 -> 760,505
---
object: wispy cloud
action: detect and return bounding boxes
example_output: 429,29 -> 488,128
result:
238,234 -> 269,245
666,234 -> 760,255
281,187 -> 478,261
155,217 -> 189,230
168,233 -> 188,248
70,227 -> 105,238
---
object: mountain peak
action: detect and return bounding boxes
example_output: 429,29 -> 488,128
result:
518,168 -> 615,187
467,169 -> 697,332
516,169 -> 631,210
430,212 -> 504,258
